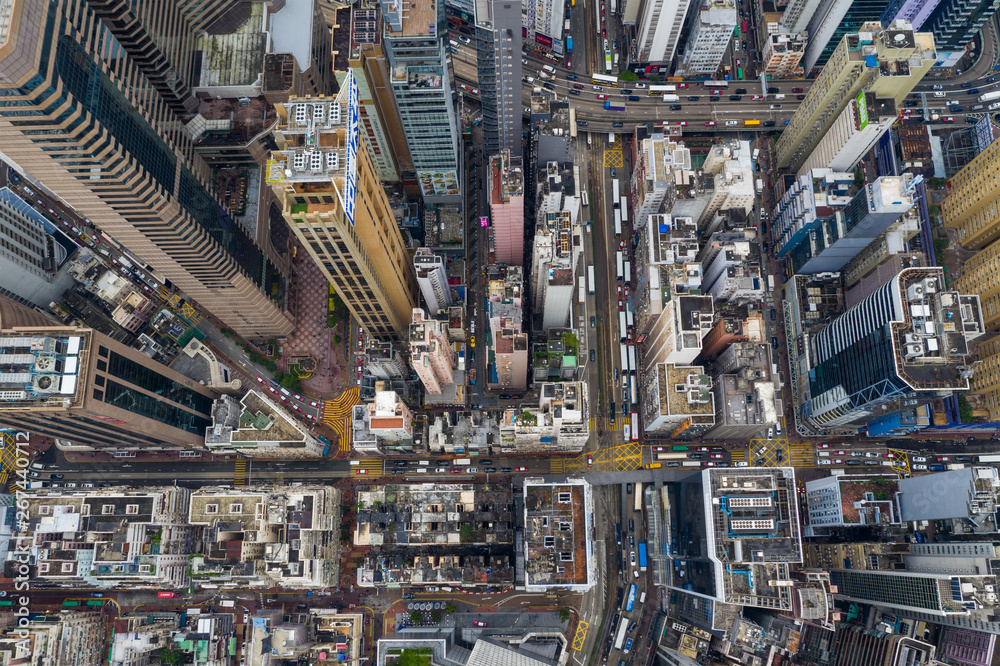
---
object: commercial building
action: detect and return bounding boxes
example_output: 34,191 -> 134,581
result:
970,336 -> 1000,419
490,151 -> 526,265
376,625 -> 569,666
414,248 -> 453,314
267,86 -> 419,342
409,308 -> 458,395
804,474 -> 901,536
827,626 -> 937,666
642,295 -> 714,370
20,486 -> 193,589
707,343 -> 779,439
530,210 -> 583,330
788,175 -> 917,275
943,133 -> 1000,251
762,30 -> 807,78
0,188 -> 69,307
797,92 -> 899,177
804,0 -> 905,73
898,466 -> 1000,527
953,242 -> 1000,334
679,0 -> 739,75
426,411 -> 492,454
641,362 -> 715,436
631,133 -> 693,228
110,614 -> 183,666
803,268 -> 984,430
498,382 -> 589,452
188,485 -> 342,589
771,168 -> 856,259
669,468 -> 804,613
476,0 -> 523,158
776,22 -> 936,172
0,304 -> 219,453
523,478 -> 596,592
779,0 -> 823,34
205,391 -> 328,458
702,241 -> 764,302
881,0 -> 943,30
354,483 -> 516,588
698,141 -> 756,227
524,0 -> 565,54
0,0 -> 296,337
636,0 -> 695,64
348,36 -> 412,184
921,0 -> 1000,60
382,0 -> 463,203
486,267 -> 529,390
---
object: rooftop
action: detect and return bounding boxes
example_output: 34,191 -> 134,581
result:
384,0 -> 439,37
268,0 -> 315,73
0,329 -> 90,410
524,479 -> 594,589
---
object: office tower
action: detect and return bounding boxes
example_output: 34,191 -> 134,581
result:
679,0 -> 738,75
490,151 -> 525,265
0,296 -> 219,452
788,175 -> 914,274
381,0 -> 463,203
829,626 -> 937,665
898,466 -> 1000,524
922,0 -> 1000,63
524,0 -> 565,55
707,343 -> 780,439
641,295 -> 714,370
414,248 -> 453,314
636,0 -> 694,64
477,0 -> 523,158
349,33 -> 415,184
955,243 -> 1000,332
804,267 -> 983,429
762,31 -> 807,78
267,82 -> 419,342
698,141 -> 755,227
943,136 -> 1000,250
776,22 -> 936,172
772,168 -> 856,259
803,0 -> 898,72
881,0 -> 943,28
971,336 -> 1000,419
702,241 -> 763,302
664,468 -> 803,609
779,0 -> 823,34
409,308 -> 457,394
798,92 -> 898,176
0,188 -> 69,306
0,0 -> 295,338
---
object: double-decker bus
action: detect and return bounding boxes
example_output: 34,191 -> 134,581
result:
704,80 -> 730,89
591,73 -> 618,87
648,84 -> 677,96
605,51 -> 613,73
656,452 -> 688,460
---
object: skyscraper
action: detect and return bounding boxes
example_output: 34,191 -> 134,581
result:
409,308 -> 457,395
797,92 -> 898,176
922,0 -> 1000,60
804,267 -> 983,429
775,22 -> 936,172
490,150 -> 525,265
0,296 -> 219,452
942,134 -> 1000,250
382,0 -> 463,203
0,0 -> 296,338
414,247 -> 453,314
679,0 -> 738,75
477,0 -> 523,158
636,0 -> 694,64
267,79 -> 419,342
803,0 -> 897,72
524,0 -> 565,55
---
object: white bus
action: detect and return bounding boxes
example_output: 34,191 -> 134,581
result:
608,132 -> 615,143
581,190 -> 589,206
625,308 -> 633,331
628,345 -> 637,374
614,209 -> 622,237
620,344 -> 628,374
647,85 -> 677,95
623,260 -> 631,285
616,251 -> 624,280
587,265 -> 595,294
620,196 -> 628,223
591,73 -> 618,87
629,376 -> 637,407
579,276 -> 586,304
619,311 -> 627,341
612,178 -> 620,202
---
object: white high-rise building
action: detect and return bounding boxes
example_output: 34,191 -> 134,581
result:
636,0 -> 693,63
523,0 -> 564,54
413,248 -> 452,314
797,92 -> 898,177
778,0 -> 823,34
679,0 -> 737,75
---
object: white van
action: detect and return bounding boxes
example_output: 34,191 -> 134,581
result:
541,64 -> 556,75
774,94 -> 786,100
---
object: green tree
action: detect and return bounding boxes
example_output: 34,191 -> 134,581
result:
959,395 -> 975,423
445,602 -> 456,614
334,334 -> 343,344
431,611 -> 442,622
933,236 -> 950,253
559,608 -> 572,622
409,611 -> 424,624
618,70 -> 638,82
159,648 -> 187,665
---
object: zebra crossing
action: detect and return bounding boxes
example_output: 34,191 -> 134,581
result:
234,460 -> 247,486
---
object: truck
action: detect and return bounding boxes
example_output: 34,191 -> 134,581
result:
662,94 -> 679,102
978,455 -> 1000,463
566,36 -> 573,51
614,619 -> 629,650
605,100 -> 627,111
947,464 -> 965,470
978,90 -> 1000,103
638,543 -> 647,571
681,461 -> 700,467
623,638 -> 633,654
